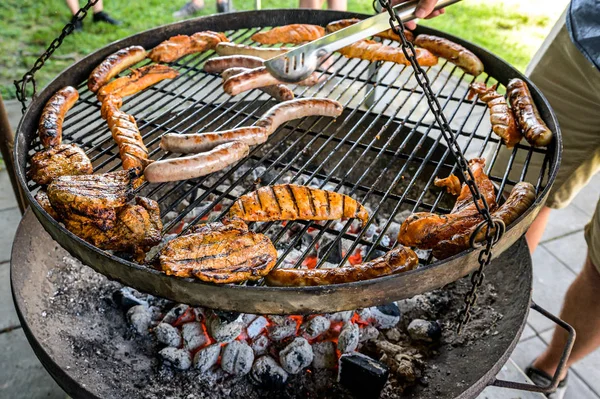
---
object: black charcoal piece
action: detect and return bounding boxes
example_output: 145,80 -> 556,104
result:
312,341 -> 337,369
371,303 -> 401,329
318,238 -> 344,264
338,353 -> 389,397
251,356 -> 288,389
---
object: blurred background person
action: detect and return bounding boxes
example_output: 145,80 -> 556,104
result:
299,0 -> 346,11
65,0 -> 121,31
174,0 -> 233,18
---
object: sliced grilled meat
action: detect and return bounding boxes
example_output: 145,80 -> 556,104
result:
229,184 -> 369,227
29,143 -> 93,185
251,24 -> 325,44
434,174 -> 461,196
338,40 -> 438,66
160,219 -> 277,284
88,46 -> 147,93
97,65 -> 179,102
38,86 -> 79,148
148,31 -> 228,63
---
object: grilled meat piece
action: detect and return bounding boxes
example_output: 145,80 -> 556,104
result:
325,18 -> 414,42
97,65 -> 179,102
160,219 -> 277,284
229,184 -> 369,227
34,189 -> 60,220
29,144 -> 93,185
149,31 -> 229,63
47,169 -> 136,231
88,46 -> 147,93
338,40 -> 438,66
265,244 -> 418,286
451,158 -> 496,214
38,86 -> 79,148
251,24 -> 325,44
434,174 -> 461,196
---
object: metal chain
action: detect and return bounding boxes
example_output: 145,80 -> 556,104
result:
377,0 -> 504,333
13,0 -> 99,114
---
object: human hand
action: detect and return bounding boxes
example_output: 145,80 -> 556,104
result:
390,0 -> 445,30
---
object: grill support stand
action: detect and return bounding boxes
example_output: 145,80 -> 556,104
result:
0,94 -> 26,214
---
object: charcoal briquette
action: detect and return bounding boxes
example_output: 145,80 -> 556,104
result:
338,352 -> 389,397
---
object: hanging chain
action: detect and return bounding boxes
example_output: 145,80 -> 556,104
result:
13,0 -> 99,114
377,0 -> 504,333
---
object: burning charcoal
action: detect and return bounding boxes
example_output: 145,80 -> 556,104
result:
384,222 -> 401,243
242,314 -> 258,326
127,305 -> 152,335
318,239 -> 343,264
328,311 -> 354,323
267,316 -> 299,341
221,340 -> 254,376
363,223 -> 378,239
251,334 -> 270,356
338,352 -> 389,397
161,304 -> 190,325
380,235 -> 392,248
311,341 -> 337,369
159,347 -> 192,370
206,310 -> 244,343
112,287 -> 148,310
279,337 -> 314,374
193,343 -> 221,373
193,307 -> 205,321
359,325 -> 380,343
247,316 -> 269,339
370,303 -> 401,329
303,316 -> 330,339
181,322 -> 208,351
154,323 -> 182,347
407,319 -> 441,342
337,323 -> 359,353
251,356 -> 289,389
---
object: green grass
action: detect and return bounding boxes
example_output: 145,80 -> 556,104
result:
0,0 -> 563,99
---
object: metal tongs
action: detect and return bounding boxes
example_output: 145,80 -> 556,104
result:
265,0 -> 461,83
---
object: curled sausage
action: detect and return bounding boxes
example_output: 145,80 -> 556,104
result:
338,40 -> 438,67
215,42 -> 291,60
149,31 -> 228,63
414,34 -> 484,76
144,141 -> 249,183
222,66 -> 321,96
222,67 -> 294,102
97,65 -> 179,102
264,244 -> 418,287
203,55 -> 264,74
256,98 -> 344,136
38,86 -> 79,148
87,46 -> 147,93
506,78 -> 553,147
160,127 -> 268,153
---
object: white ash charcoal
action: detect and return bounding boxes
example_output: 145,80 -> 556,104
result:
321,262 -> 338,269
247,316 -> 269,339
193,307 -> 205,321
230,186 -> 245,198
251,166 -> 267,181
251,334 -> 270,356
233,164 -> 252,180
415,248 -> 431,260
193,343 -> 222,373
407,319 -> 442,342
328,311 -> 354,323
380,235 -> 392,248
303,316 -> 330,339
384,222 -> 401,241
127,305 -> 152,335
148,306 -> 162,321
154,323 -> 182,347
221,340 -> 254,376
363,223 -> 378,239
251,356 -> 288,389
112,287 -> 148,310
370,303 -> 401,329
279,337 -> 314,374
181,322 -> 209,352
394,210 -> 412,224
357,308 -> 372,321
311,341 -> 337,369
207,211 -> 223,222
337,323 -> 359,353
318,239 -> 343,264
267,316 -> 299,341
338,352 -> 389,397
359,325 -> 380,343
385,328 -> 401,342
242,314 -> 258,326
164,211 -> 180,223
332,221 -> 346,232
206,311 -> 244,342
159,347 -> 192,370
161,304 -> 190,325
350,219 -> 362,233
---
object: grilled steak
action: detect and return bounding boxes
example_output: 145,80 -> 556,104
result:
34,189 -> 60,220
29,144 -> 93,185
228,184 -> 369,227
160,219 -> 277,284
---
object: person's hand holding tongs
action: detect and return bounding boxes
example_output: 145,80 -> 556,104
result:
392,0 -> 446,30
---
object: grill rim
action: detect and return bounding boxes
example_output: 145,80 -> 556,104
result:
14,9 -> 562,314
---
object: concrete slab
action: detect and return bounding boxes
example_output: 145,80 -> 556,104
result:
0,207 -> 21,263
540,205 -> 590,243
520,323 -> 537,342
0,170 -> 18,211
0,328 -> 65,399
542,230 -> 587,274
571,173 -> 600,218
4,99 -> 23,133
476,359 -> 544,398
0,262 -> 19,331
510,335 -> 547,372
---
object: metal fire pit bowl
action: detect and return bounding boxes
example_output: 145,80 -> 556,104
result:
14,10 -> 562,314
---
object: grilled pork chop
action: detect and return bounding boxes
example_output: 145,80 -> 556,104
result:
228,184 -> 369,227
160,219 -> 277,284
29,144 -> 93,185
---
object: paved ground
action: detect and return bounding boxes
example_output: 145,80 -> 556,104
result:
1,99 -> 598,398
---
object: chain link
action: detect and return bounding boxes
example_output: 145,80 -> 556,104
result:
13,0 -> 99,114
376,0 -> 504,334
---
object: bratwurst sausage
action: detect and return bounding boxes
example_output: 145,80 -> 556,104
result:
251,24 -> 325,45
160,127 -> 268,153
215,42 -> 291,60
506,78 -> 553,147
87,46 -> 147,93
414,34 -> 484,76
256,98 -> 344,136
222,67 -> 294,101
38,86 -> 79,148
144,141 -> 249,183
222,66 -> 321,96
203,55 -> 264,74
97,65 -> 179,102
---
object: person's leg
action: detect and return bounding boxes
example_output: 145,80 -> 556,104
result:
92,0 -> 104,13
173,0 -> 205,19
65,0 -> 80,15
326,0 -> 346,11
299,0 -> 325,9
526,206 -> 552,253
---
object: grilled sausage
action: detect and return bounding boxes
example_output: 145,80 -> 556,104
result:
215,42 -> 291,60
149,31 -> 228,63
222,67 -> 294,102
251,24 -> 325,44
414,34 -> 484,76
264,244 -> 418,286
469,82 -> 521,148
87,46 -> 147,93
506,78 -> 553,147
432,182 -> 535,259
160,127 -> 268,153
325,18 -> 414,42
203,55 -> 264,73
229,184 -> 369,227
97,65 -> 179,102
434,174 -> 461,196
338,40 -> 438,67
255,98 -> 343,136
222,66 -> 322,96
38,86 -> 79,148
144,141 -> 249,183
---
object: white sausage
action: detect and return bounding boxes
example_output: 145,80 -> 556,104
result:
222,67 -> 294,102
222,66 -> 321,96
160,127 -> 267,153
203,55 -> 264,74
